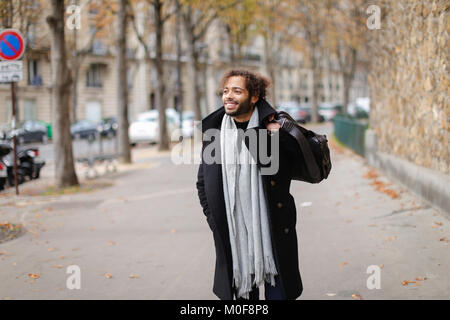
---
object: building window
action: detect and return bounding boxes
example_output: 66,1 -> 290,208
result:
27,60 -> 42,86
23,99 -> 37,121
86,64 -> 102,88
150,93 -> 155,110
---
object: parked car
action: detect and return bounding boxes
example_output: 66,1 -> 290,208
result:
129,108 -> 181,145
0,142 -> 10,191
6,120 -> 48,144
277,102 -> 309,123
182,111 -> 195,138
71,120 -> 100,140
298,103 -> 325,123
347,97 -> 370,118
98,117 -> 118,137
318,102 -> 343,121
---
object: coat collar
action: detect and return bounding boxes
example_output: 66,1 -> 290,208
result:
200,99 -> 277,133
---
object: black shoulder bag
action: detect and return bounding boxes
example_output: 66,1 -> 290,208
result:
273,111 -> 332,183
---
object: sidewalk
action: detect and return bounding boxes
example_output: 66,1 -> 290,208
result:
0,126 -> 449,299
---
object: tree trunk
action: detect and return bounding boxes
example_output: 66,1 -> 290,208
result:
310,45 -> 321,123
46,0 -> 79,188
116,0 -> 131,163
342,47 -> 357,115
184,11 -> 202,122
175,0 -> 183,130
264,34 -> 277,106
153,0 -> 169,151
71,60 -> 79,122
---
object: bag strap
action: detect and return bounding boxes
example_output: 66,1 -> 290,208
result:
274,111 -> 322,182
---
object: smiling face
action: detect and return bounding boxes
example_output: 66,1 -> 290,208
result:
222,76 -> 259,122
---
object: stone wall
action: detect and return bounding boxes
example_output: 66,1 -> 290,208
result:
368,0 -> 449,174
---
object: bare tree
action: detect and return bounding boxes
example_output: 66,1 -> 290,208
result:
67,0 -> 113,122
181,0 -> 239,120
117,0 -> 132,162
292,0 -> 330,123
328,0 -> 369,114
254,0 -> 295,106
46,0 -> 79,188
130,0 -> 176,151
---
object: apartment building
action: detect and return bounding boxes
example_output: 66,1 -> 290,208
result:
0,1 -> 368,129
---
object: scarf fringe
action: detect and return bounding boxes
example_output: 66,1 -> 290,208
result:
236,273 -> 253,299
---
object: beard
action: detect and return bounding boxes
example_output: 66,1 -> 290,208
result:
224,95 -> 253,117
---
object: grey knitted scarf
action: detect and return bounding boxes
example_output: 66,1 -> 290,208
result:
220,106 -> 278,299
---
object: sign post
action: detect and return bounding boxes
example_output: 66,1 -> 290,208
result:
0,29 -> 25,195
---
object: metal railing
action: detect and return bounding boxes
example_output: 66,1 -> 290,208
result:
73,133 -> 118,178
333,115 -> 369,156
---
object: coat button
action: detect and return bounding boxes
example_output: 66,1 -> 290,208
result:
277,202 -> 283,208
284,228 -> 289,234
271,180 -> 276,187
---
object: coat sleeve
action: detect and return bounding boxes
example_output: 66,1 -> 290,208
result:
196,163 -> 210,217
278,128 -> 320,184
196,163 -> 217,231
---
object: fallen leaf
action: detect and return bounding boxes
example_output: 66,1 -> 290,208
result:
414,277 -> 427,281
47,248 -> 55,252
28,229 -> 40,237
54,265 -> 64,269
28,274 -> 39,279
434,221 -> 443,226
364,169 -> 378,179
380,264 -> 384,269
351,294 -> 363,300
401,280 -> 417,286
0,251 -> 6,255
108,241 -> 116,246
326,293 -> 336,297
129,274 -> 140,279
105,273 -> 113,279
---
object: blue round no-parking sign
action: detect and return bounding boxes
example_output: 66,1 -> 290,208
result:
0,29 -> 25,61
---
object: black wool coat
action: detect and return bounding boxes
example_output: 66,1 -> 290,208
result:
196,99 -> 320,300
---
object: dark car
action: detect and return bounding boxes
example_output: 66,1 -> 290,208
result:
318,102 -> 343,121
299,103 -> 325,123
277,102 -> 309,124
6,120 -> 49,144
71,120 -> 100,140
98,117 -> 118,137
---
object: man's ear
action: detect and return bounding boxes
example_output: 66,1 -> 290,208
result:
251,96 -> 259,105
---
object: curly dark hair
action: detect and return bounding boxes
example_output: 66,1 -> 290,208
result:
218,69 -> 271,101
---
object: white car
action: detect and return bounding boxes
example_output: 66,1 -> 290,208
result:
129,108 -> 181,145
182,111 -> 195,138
318,102 -> 343,121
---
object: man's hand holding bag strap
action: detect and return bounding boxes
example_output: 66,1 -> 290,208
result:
272,111 -> 332,183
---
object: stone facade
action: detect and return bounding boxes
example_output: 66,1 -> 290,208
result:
368,0 -> 449,174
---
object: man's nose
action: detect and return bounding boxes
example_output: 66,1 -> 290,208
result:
223,91 -> 233,100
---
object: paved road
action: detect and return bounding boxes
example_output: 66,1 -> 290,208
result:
0,122 -> 449,299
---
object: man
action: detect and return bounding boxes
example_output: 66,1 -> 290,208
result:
196,69 -> 320,300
